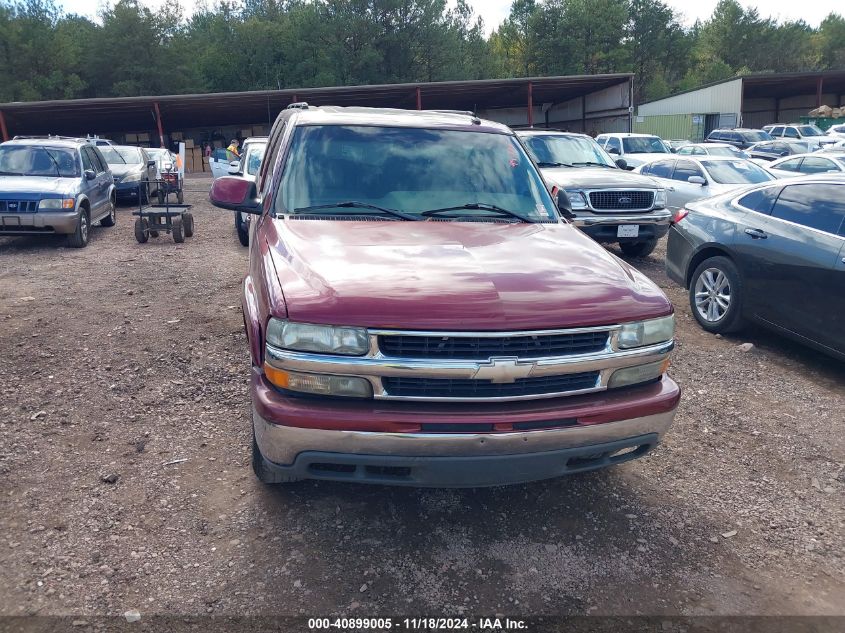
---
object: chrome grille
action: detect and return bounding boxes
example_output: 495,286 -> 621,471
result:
382,372 -> 600,399
0,200 -> 38,213
589,190 -> 653,211
378,331 -> 609,360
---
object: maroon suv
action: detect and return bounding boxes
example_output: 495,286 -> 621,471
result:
210,105 -> 680,487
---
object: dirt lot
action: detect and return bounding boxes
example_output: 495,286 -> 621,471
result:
0,176 -> 843,621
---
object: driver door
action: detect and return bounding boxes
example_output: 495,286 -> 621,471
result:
666,160 -> 707,211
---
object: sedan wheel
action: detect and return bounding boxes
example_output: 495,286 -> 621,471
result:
694,268 -> 731,322
688,256 -> 744,334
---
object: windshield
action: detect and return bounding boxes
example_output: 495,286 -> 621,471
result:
622,136 -> 668,154
244,144 -> 265,176
708,146 -> 742,157
277,126 -> 557,221
100,147 -> 142,165
741,131 -> 772,142
797,125 -> 823,137
0,145 -> 79,177
522,134 -> 615,167
701,159 -> 773,184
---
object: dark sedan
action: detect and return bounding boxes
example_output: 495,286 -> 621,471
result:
665,176 -> 845,360
100,145 -> 157,203
746,140 -> 811,162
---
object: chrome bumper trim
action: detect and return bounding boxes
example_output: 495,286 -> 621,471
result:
253,407 -> 677,465
571,210 -> 672,227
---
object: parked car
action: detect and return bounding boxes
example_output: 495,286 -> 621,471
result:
233,136 -> 267,247
705,128 -> 772,150
594,133 -> 672,168
762,124 -> 838,149
766,152 -> 845,178
0,137 -> 116,247
517,130 -> 670,257
635,156 -> 774,212
665,139 -> 692,152
209,105 -> 680,487
99,145 -> 157,203
827,124 -> 845,139
676,143 -> 748,159
745,140 -> 812,163
665,177 -> 845,360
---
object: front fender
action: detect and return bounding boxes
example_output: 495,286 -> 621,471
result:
242,275 -> 262,367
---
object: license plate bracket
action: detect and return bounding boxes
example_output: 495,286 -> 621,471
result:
617,224 -> 639,238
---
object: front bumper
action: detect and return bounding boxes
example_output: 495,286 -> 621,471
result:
252,371 -> 679,486
0,210 -> 78,235
572,210 -> 672,243
115,181 -> 145,198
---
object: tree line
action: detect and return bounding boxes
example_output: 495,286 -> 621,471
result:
1,0 -> 844,106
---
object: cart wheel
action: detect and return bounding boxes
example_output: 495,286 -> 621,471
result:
172,216 -> 185,243
140,182 -> 149,205
177,190 -> 184,204
183,213 -> 194,237
157,190 -> 166,205
134,217 -> 148,243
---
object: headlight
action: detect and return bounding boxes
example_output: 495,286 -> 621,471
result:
264,364 -> 373,398
653,188 -> 667,209
608,359 -> 669,389
266,319 -> 369,356
563,190 -> 589,209
618,315 -> 675,349
123,172 -> 142,183
38,198 -> 75,210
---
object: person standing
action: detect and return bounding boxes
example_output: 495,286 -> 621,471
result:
226,139 -> 240,160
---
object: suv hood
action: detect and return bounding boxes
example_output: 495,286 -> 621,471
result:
110,164 -> 143,178
266,219 -> 670,330
0,175 -> 77,196
539,166 -> 659,189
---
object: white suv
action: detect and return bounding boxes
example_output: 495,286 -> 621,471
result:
595,133 -> 673,169
762,124 -> 838,149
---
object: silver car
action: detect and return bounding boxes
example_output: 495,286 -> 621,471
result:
767,152 -> 845,178
635,156 -> 774,212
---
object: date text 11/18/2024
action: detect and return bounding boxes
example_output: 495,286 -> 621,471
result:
307,617 -> 529,630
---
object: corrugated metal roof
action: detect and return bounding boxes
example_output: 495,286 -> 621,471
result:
0,74 -> 633,136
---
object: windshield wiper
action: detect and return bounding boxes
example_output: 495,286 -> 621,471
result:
420,203 -> 536,223
572,161 -> 615,168
535,161 -> 573,168
292,201 -> 419,221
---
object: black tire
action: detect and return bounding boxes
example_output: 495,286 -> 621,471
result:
183,213 -> 194,237
67,208 -> 90,248
140,182 -> 149,205
100,198 -> 116,227
619,238 -> 658,258
252,430 -> 301,484
134,217 -> 148,243
236,213 -> 249,247
689,256 -> 745,334
176,190 -> 184,204
171,215 -> 185,243
157,190 -> 166,205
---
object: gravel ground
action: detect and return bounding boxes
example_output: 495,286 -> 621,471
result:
0,176 -> 843,620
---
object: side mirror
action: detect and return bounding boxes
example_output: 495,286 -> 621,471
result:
669,147 -> 677,154
84,169 -> 96,180
209,176 -> 262,215
687,175 -> 707,186
556,190 -> 574,219
615,158 -> 628,170
148,160 -> 156,168
607,146 -> 620,155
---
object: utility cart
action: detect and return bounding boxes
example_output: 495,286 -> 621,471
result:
133,187 -> 194,244
156,169 -> 184,204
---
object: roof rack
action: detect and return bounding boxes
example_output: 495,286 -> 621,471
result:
286,102 -> 309,110
12,134 -> 87,142
426,109 -> 482,125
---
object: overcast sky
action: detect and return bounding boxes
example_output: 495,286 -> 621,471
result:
59,0 -> 841,35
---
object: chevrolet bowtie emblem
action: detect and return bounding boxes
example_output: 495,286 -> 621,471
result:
473,357 -> 535,383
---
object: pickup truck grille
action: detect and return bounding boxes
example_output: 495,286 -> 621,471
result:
378,331 -> 608,359
589,191 -> 653,211
382,372 -> 600,399
0,200 -> 38,213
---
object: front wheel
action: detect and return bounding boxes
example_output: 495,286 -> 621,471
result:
236,212 -> 249,247
67,209 -> 89,248
689,256 -> 744,333
100,199 -> 116,227
619,237 -> 657,258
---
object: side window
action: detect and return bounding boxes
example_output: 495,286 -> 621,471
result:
729,132 -> 742,143
771,183 -> 845,234
771,126 -> 784,137
672,160 -> 704,182
676,146 -> 692,155
595,136 -> 607,147
800,157 -> 839,174
80,147 -> 94,172
693,147 -> 706,155
738,186 -> 781,215
784,127 -> 800,139
212,148 -> 228,161
259,120 -> 288,195
605,137 -> 622,154
775,158 -> 803,172
647,160 -> 674,179
90,147 -> 108,173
